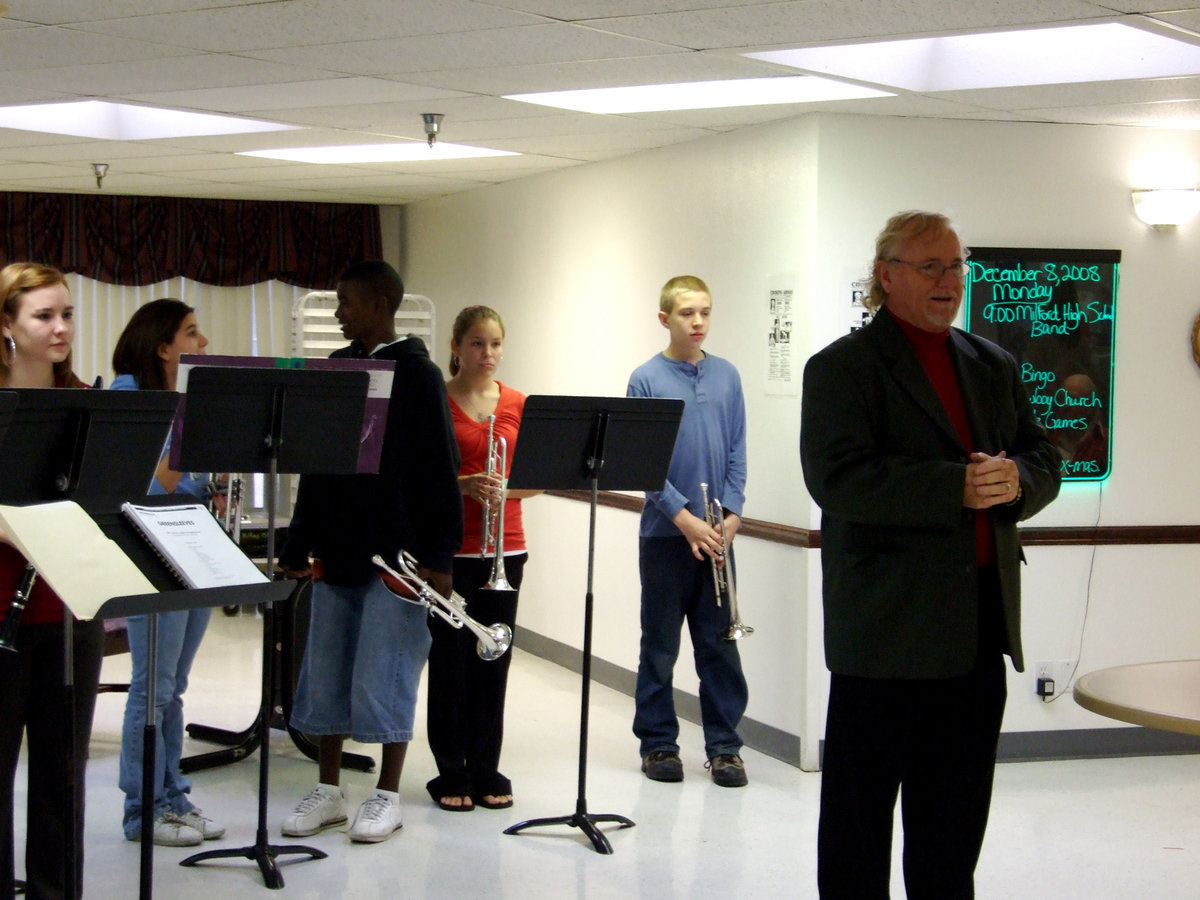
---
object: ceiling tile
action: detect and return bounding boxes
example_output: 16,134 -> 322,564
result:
70,0 -> 547,52
578,1 -> 1116,50
124,77 -> 460,114
0,54 -> 325,98
0,25 -> 179,71
403,51 -> 787,96
243,24 -> 686,75
4,1 -> 252,27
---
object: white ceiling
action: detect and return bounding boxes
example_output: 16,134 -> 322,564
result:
2,0 -> 1200,204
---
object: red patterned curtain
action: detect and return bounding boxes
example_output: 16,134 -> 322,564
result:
0,192 -> 381,288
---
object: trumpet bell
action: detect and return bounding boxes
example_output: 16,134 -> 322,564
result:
478,623 -> 513,661
484,573 -> 514,592
722,621 -> 755,641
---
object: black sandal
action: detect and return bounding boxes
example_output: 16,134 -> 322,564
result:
472,774 -> 513,809
426,775 -> 475,811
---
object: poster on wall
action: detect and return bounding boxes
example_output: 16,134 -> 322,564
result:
765,282 -> 798,396
964,248 -> 1119,482
849,278 -> 871,332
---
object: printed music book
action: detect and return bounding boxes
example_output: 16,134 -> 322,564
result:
121,502 -> 268,591
0,501 -> 156,620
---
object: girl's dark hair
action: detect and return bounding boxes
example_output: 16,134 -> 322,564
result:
449,305 -> 504,376
112,298 -> 194,390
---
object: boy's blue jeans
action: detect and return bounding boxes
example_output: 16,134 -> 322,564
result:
633,536 -> 748,760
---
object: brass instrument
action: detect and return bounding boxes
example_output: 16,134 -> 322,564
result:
480,414 -> 514,593
217,474 -> 244,615
372,551 -> 512,660
700,482 -> 753,641
219,473 -> 244,543
0,565 -> 38,653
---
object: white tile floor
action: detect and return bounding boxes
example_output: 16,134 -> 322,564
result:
13,611 -> 1200,898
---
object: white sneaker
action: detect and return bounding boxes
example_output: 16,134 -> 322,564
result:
179,808 -> 226,840
281,784 -> 348,837
348,791 -> 403,843
126,811 -> 203,847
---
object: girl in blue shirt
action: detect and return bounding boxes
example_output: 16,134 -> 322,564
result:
110,299 -> 224,847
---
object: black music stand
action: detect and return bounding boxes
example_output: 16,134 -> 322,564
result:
0,388 -> 180,900
0,391 -> 15,440
502,395 -> 682,855
95,538 -> 292,900
170,365 -> 372,890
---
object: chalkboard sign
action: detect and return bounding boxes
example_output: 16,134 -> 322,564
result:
964,248 -> 1119,482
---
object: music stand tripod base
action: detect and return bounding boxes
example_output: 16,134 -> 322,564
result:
179,835 -> 327,890
504,802 -> 635,855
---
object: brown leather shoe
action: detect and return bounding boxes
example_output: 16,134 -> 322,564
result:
707,753 -> 748,787
641,750 -> 683,782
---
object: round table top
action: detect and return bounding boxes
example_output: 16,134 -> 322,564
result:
1073,659 -> 1200,737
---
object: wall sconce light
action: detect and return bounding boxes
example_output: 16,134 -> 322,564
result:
1131,188 -> 1200,231
91,162 -> 109,189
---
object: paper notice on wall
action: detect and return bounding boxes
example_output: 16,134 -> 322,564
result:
766,284 -> 798,396
849,279 -> 873,333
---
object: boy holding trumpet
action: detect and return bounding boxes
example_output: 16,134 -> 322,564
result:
627,275 -> 750,788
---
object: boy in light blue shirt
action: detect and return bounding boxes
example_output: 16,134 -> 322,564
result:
627,275 -> 749,788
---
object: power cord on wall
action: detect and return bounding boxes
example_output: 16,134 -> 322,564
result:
1043,478 -> 1103,703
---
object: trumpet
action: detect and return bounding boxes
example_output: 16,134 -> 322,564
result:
0,565 -> 38,654
480,415 -> 514,593
700,482 -> 753,642
218,473 -> 244,543
372,551 -> 512,660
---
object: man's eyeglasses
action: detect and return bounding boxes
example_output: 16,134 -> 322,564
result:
886,258 -> 970,281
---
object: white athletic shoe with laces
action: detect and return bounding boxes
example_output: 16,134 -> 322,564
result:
281,784 -> 348,837
130,811 -> 202,847
348,791 -> 403,843
180,808 -> 226,840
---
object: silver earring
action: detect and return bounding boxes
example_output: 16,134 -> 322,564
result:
4,336 -> 14,353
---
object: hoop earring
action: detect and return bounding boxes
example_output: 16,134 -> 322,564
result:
4,336 -> 14,353
452,355 -> 460,368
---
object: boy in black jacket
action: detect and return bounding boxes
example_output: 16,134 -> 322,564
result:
279,260 -> 462,843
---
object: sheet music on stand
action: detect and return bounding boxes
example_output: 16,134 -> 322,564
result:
121,502 -> 267,590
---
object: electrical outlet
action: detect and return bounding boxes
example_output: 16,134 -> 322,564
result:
1034,659 -> 1076,699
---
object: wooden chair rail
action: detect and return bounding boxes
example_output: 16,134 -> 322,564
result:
545,490 -> 1200,549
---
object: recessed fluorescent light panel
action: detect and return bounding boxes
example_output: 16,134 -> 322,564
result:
239,143 -> 518,164
746,22 -> 1200,92
0,100 -> 297,140
505,76 -> 891,113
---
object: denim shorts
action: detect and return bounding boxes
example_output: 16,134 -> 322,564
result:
291,575 -> 432,744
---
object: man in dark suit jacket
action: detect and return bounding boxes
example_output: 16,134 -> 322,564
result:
800,211 -> 1060,899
